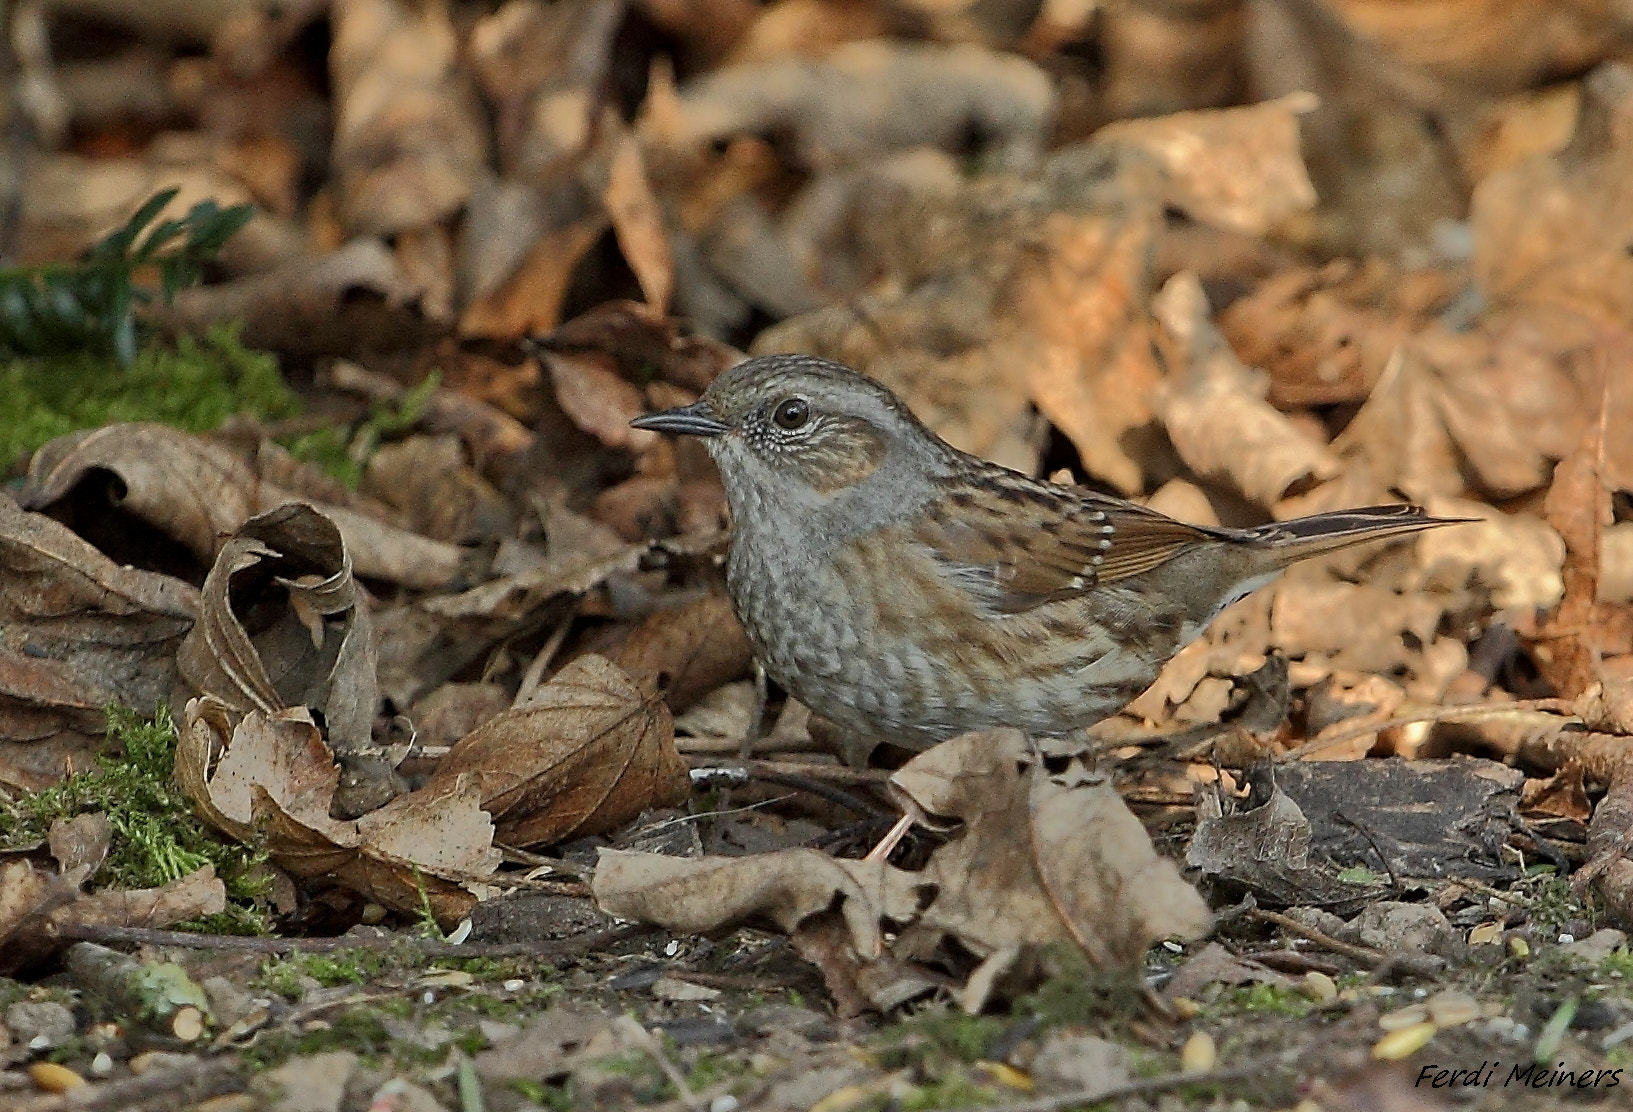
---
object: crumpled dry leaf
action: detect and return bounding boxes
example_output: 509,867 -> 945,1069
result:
893,731 -> 1211,989
662,39 -> 1054,170
179,699 -> 499,925
329,0 -> 487,233
469,0 -> 623,178
0,491 -> 199,788
1417,498 -> 1564,613
594,848 -> 916,959
428,654 -> 689,847
1270,576 -> 1444,676
176,503 -> 388,815
161,237 -> 436,358
1187,782 -> 1381,911
1154,272 -> 1340,506
22,423 -> 465,591
595,728 -> 1208,1012
1005,197 -> 1165,493
363,435 -> 516,545
1,818 -> 225,974
1094,93 -> 1319,235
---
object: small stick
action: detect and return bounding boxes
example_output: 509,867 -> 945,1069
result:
514,606 -> 578,707
1279,698 -> 1575,762
687,757 -> 892,786
1246,909 -> 1386,966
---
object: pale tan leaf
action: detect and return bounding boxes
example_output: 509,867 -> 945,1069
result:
605,135 -> 673,314
1094,94 -> 1319,235
1155,272 -> 1340,506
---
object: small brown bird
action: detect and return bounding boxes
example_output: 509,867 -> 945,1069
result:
633,354 -> 1458,752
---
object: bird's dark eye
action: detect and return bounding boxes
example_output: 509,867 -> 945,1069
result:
772,397 -> 809,430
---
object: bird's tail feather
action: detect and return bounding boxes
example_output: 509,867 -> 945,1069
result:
1247,504 -> 1465,569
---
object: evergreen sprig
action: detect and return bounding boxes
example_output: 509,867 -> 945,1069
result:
0,188 -> 253,365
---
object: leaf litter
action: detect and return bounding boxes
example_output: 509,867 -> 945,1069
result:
6,2 -> 1633,1109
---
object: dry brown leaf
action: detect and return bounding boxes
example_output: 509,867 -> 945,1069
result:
329,0 -> 487,233
1094,93 -> 1319,235
162,237 -> 434,358
1270,578 -> 1443,676
459,216 -> 608,339
607,593 -> 753,713
605,136 -> 674,314
22,423 -> 464,590
894,731 -> 1210,991
1006,203 -> 1165,494
363,435 -> 516,545
427,654 -> 690,847
48,814 -> 112,876
179,699 -> 500,925
544,350 -> 658,452
666,39 -> 1054,170
543,300 -> 741,393
0,859 -> 92,974
469,0 -> 623,178
0,492 -> 199,787
1154,272 -> 1340,506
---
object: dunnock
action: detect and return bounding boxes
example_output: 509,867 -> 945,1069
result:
633,355 -> 1458,751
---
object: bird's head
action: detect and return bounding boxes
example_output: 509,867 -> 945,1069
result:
631,355 -> 946,509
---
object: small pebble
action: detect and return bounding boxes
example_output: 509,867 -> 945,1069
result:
1170,996 -> 1202,1019
1508,936 -> 1530,959
1379,1004 -> 1429,1031
1181,1031 -> 1216,1073
1302,972 -> 1337,1004
90,1052 -> 113,1077
710,1097 -> 739,1112
502,979 -> 525,992
1372,1021 -> 1436,1060
28,1063 -> 86,1093
1559,933 -> 1576,944
360,903 -> 387,925
1426,990 -> 1479,1028
1468,922 -> 1502,946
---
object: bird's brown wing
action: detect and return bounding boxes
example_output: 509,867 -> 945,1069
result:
914,480 -> 1220,614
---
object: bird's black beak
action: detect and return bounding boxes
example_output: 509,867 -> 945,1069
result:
630,401 -> 730,438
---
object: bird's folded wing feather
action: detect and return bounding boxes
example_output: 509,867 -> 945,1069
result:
915,481 -> 1219,614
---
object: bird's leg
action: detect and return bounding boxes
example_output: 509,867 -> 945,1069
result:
740,660 -> 769,759
863,796 -> 927,863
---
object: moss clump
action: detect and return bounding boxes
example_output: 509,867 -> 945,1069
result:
0,707 -> 271,934
280,370 -> 439,489
0,325 -> 299,473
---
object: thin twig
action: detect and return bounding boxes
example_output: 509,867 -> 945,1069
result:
1246,909 -> 1386,966
752,771 -> 892,817
1279,698 -> 1575,762
514,604 -> 578,707
51,922 -> 656,959
687,757 -> 892,786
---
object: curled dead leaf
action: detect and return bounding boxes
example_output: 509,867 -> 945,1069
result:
179,699 -> 499,926
22,422 -> 464,590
